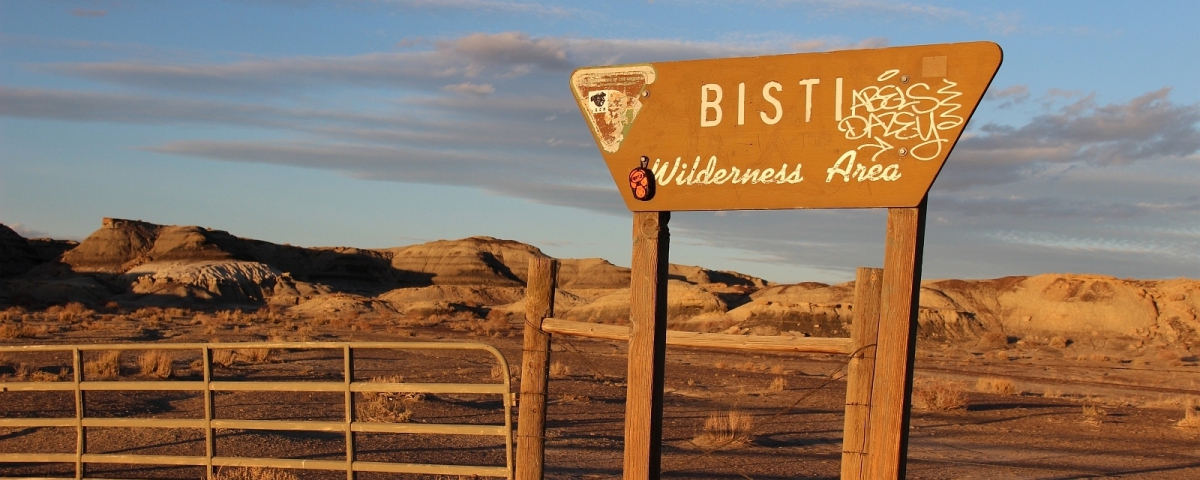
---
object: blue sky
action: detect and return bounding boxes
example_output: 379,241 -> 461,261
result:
2,0 -> 1199,283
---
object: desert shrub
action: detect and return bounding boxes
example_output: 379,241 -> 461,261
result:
1178,400 -> 1200,429
0,323 -> 41,339
211,349 -> 237,368
692,409 -> 754,450
490,364 -> 506,380
28,368 -> 68,382
85,351 -> 120,380
1049,336 -> 1070,348
769,364 -> 786,375
214,467 -> 298,480
398,313 -> 444,329
13,363 -> 35,378
767,377 -> 787,392
976,377 -> 1016,395
0,306 -> 26,322
138,351 -> 173,379
235,348 -> 275,364
356,375 -> 419,423
549,360 -> 571,378
911,379 -> 968,411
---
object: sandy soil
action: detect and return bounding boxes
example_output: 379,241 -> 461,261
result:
1,312 -> 1199,479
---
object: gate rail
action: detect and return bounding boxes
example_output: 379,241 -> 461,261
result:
0,341 -> 514,479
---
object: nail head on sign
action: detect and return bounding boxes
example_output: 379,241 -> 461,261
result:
901,74 -> 910,84
899,147 -> 908,157
642,90 -> 650,97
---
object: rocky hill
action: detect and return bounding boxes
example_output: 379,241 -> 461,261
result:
1,219 -> 1197,351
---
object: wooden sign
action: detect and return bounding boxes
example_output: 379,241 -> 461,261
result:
570,42 -> 1002,211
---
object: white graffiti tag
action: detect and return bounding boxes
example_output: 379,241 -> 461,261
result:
837,69 -> 964,162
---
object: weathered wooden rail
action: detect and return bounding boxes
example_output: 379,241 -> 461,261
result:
0,341 -> 515,480
514,258 -> 890,480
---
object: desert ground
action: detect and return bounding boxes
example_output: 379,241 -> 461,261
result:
2,218 -> 1199,479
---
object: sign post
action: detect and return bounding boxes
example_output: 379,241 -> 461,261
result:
570,42 -> 1001,479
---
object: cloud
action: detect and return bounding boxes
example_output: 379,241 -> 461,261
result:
790,36 -> 889,52
929,194 -> 1185,220
441,82 -> 495,96
365,0 -> 580,17
443,32 -> 570,72
766,0 -> 1021,33
983,84 -> 1029,109
939,88 -> 1200,190
34,32 -> 810,96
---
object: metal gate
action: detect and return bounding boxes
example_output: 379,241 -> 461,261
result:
0,341 -> 514,479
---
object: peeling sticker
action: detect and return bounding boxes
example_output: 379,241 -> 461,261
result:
570,65 -> 656,153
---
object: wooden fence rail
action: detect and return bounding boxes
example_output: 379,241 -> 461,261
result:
540,318 -> 853,355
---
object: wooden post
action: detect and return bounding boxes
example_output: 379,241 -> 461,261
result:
841,267 -> 884,480
864,199 -> 927,479
623,211 -> 670,480
516,257 -> 557,480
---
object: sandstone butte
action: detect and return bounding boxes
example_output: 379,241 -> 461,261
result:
0,218 -> 1197,351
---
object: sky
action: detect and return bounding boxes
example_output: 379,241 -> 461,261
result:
2,0 -> 1199,284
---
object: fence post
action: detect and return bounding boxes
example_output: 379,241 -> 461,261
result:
624,211 -> 670,480
516,257 -> 557,480
864,199 -> 927,479
841,267 -> 883,479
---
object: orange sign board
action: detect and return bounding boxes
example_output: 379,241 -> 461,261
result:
570,42 -> 1002,211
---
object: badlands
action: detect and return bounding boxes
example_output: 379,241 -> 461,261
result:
1,218 -> 1199,479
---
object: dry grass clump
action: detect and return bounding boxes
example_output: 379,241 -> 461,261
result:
2,357 -> 68,382
1049,336 -> 1070,348
50,302 -> 95,323
214,467 -> 298,480
397,313 -> 445,329
549,360 -> 571,378
235,348 -> 275,364
767,377 -> 787,392
356,375 -> 420,423
911,379 -> 968,411
208,347 -> 276,368
976,377 -> 1016,395
85,351 -> 121,380
137,351 -> 173,379
692,409 -> 754,451
211,349 -> 237,368
27,368 -> 69,382
1177,400 -> 1200,429
1082,403 -> 1108,425
0,322 -> 43,339
0,306 -> 26,322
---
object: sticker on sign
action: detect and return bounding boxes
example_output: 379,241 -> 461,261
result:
570,42 -> 1002,211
